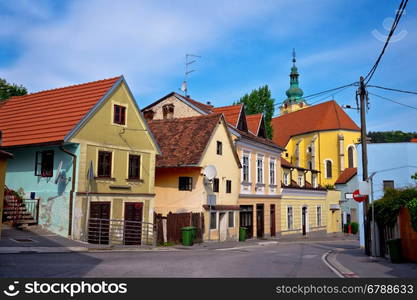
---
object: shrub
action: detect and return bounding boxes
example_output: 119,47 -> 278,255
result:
350,222 -> 359,234
405,198 -> 417,232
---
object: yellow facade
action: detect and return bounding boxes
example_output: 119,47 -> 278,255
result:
70,81 -> 160,241
153,119 -> 241,241
283,129 -> 360,186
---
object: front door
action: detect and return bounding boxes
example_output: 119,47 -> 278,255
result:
270,204 -> 276,237
124,202 -> 143,245
256,204 -> 264,238
240,205 -> 253,238
302,207 -> 307,236
219,212 -> 227,241
88,202 -> 111,244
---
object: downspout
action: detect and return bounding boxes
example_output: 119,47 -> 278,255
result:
60,145 -> 77,238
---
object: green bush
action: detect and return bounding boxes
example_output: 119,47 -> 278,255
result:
406,198 -> 417,232
350,222 -> 359,234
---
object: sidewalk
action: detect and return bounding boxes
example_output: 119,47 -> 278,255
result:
331,247 -> 417,278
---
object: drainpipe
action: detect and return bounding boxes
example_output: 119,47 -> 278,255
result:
60,145 -> 77,238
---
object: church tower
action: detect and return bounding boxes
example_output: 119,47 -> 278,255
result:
280,49 -> 309,114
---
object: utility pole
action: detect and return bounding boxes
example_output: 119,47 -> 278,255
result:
359,76 -> 370,255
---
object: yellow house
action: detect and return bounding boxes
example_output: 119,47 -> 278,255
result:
148,114 -> 241,241
143,93 -> 285,239
0,150 -> 13,238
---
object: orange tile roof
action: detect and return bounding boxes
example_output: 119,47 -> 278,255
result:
212,104 -> 243,127
411,138 -> 417,143
271,100 -> 360,147
148,114 -> 222,167
183,96 -> 213,114
0,76 -> 121,147
335,167 -> 357,184
246,113 -> 263,135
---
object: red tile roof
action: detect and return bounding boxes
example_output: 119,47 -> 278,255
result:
335,167 -> 357,184
246,113 -> 262,135
271,100 -> 360,147
0,76 -> 121,147
212,104 -> 243,127
183,96 -> 213,114
148,114 -> 222,167
411,138 -> 417,143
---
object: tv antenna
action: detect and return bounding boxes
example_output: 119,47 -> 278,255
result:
180,54 -> 201,97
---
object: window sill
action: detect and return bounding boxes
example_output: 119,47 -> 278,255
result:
241,181 -> 252,186
255,183 -> 265,187
269,184 -> 277,188
126,178 -> 144,183
94,177 -> 116,181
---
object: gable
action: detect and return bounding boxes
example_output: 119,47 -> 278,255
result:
70,81 -> 159,153
143,94 -> 204,120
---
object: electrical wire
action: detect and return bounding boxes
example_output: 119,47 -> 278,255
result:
367,85 -> 417,95
364,0 -> 408,85
368,91 -> 417,110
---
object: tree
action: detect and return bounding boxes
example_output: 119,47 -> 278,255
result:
0,78 -> 27,101
235,85 -> 275,139
368,131 -> 417,143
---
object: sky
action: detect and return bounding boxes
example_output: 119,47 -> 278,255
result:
1,0 -> 416,132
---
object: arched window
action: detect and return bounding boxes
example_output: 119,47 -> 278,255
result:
325,160 -> 332,178
348,146 -> 354,168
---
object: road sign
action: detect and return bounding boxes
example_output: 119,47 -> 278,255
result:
353,189 -> 367,203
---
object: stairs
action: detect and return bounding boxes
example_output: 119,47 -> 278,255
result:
2,188 -> 37,226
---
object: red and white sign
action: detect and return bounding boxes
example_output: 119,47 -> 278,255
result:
353,189 -> 367,203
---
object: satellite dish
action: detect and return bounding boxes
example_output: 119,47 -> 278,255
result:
55,161 -> 63,184
203,165 -> 217,180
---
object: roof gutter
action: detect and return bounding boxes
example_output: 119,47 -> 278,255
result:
59,145 -> 77,238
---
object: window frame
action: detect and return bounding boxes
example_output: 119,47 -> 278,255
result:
34,150 -> 54,177
213,178 -> 219,193
128,154 -> 141,180
269,158 -> 275,185
297,175 -> 303,187
216,141 -> 223,155
283,172 -> 290,186
257,155 -> 264,184
242,154 -> 250,182
287,206 -> 293,230
226,180 -> 232,193
178,176 -> 193,191
97,150 -> 112,178
325,159 -> 333,179
347,146 -> 355,168
317,206 -> 322,227
113,104 -> 127,125
210,212 -> 217,229
228,211 -> 234,228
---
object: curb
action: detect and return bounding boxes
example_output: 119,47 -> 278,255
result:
322,250 -> 359,278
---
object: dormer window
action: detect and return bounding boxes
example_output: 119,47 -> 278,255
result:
163,104 -> 174,119
114,104 -> 126,125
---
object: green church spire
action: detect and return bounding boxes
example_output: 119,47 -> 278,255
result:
285,48 -> 305,103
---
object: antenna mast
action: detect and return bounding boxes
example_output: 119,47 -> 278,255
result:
180,54 -> 201,97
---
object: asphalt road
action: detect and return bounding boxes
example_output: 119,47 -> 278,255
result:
0,241 -> 360,278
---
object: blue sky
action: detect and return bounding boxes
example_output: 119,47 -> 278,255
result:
1,0 -> 416,132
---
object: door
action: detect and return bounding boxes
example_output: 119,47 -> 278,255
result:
88,202 -> 110,244
124,202 -> 143,245
240,205 -> 253,238
219,212 -> 227,241
123,202 -> 143,245
270,204 -> 276,237
256,204 -> 264,238
302,207 -> 307,236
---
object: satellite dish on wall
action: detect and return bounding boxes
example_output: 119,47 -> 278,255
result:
203,165 -> 217,181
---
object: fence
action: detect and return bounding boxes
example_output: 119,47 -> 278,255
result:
22,199 -> 40,224
154,212 -> 204,244
87,218 -> 156,246
399,207 -> 417,263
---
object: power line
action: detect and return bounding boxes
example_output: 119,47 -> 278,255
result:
368,91 -> 417,110
303,82 -> 358,99
364,0 -> 408,85
367,85 -> 417,95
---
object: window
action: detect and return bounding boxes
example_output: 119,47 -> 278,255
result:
226,180 -> 232,193
128,154 -> 141,180
283,173 -> 290,186
317,206 -> 322,226
295,142 -> 300,167
216,141 -> 222,155
348,146 -> 354,168
179,176 -> 193,191
308,160 -> 313,170
287,206 -> 293,230
210,212 -> 217,229
35,150 -> 54,177
242,155 -> 249,182
269,159 -> 275,185
312,173 -> 318,188
162,104 -> 174,119
257,156 -> 263,183
113,104 -> 126,125
325,160 -> 332,178
297,175 -> 303,187
213,178 -> 219,192
98,151 -> 112,177
228,211 -> 234,228
383,180 -> 395,191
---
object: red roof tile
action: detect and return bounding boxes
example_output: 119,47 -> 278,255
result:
246,113 -> 263,135
148,114 -> 222,167
212,104 -> 243,127
0,76 -> 121,147
411,138 -> 417,143
335,167 -> 357,184
271,100 -> 360,147
183,96 -> 213,114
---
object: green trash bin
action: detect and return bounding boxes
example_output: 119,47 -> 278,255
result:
387,239 -> 402,263
239,227 -> 247,242
181,226 -> 195,246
